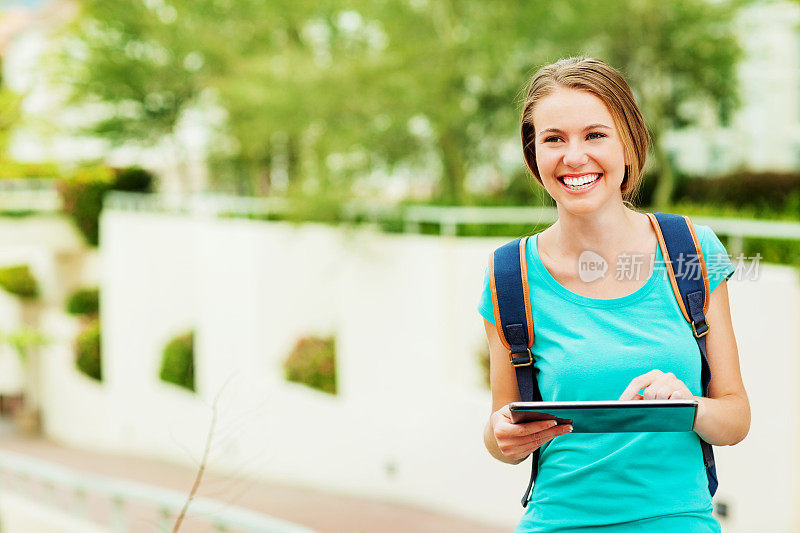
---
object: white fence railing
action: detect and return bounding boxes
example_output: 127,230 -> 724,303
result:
0,179 -> 61,213
0,450 -> 315,533
102,192 -> 800,255
3,186 -> 800,256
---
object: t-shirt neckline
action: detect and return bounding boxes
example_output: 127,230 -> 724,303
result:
528,232 -> 662,308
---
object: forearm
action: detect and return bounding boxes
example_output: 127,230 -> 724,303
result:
692,393 -> 750,446
484,418 -> 525,465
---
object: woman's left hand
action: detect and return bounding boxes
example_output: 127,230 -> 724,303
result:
618,369 -> 693,401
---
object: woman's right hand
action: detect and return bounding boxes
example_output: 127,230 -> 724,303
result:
490,404 -> 573,461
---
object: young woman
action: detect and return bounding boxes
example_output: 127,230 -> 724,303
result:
477,57 -> 750,532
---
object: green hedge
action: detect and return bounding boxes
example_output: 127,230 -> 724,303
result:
283,335 -> 336,394
0,265 -> 39,299
0,160 -> 59,179
159,332 -> 195,392
66,287 -> 99,316
674,171 -> 800,216
75,319 -> 101,382
58,166 -> 154,246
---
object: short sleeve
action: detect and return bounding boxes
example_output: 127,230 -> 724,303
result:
477,263 -> 496,324
697,224 -> 736,294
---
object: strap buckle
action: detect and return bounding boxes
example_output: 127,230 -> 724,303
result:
509,348 -> 533,368
692,318 -> 710,338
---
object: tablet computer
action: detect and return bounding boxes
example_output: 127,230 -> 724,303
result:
509,400 -> 697,433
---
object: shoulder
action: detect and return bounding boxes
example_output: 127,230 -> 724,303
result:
689,222 -> 725,255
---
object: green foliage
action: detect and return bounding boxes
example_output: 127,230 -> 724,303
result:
739,237 -> 800,269
112,166 -> 155,192
0,160 -> 60,179
57,165 -> 154,246
66,287 -> 100,316
283,335 -> 336,395
55,0 -> 750,202
0,265 -> 39,299
0,57 -> 22,155
667,200 -> 800,222
75,319 -> 102,382
674,171 -> 800,216
0,328 -> 49,362
159,332 -> 195,392
57,176 -> 108,246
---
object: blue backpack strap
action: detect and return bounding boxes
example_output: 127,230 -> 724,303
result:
489,236 -> 542,507
648,212 -> 718,497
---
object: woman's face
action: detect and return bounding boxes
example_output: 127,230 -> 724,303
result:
532,86 -> 627,214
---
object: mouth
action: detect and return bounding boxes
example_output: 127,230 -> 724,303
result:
557,173 -> 603,194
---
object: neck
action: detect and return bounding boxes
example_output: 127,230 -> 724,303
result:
550,201 -> 646,259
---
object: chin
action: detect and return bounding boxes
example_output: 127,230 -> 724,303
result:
556,195 -> 618,217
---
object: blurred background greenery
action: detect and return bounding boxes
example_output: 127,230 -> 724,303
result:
0,0 -> 798,235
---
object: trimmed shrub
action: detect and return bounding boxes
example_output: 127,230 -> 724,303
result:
75,319 -> 101,381
58,165 -> 154,246
112,166 -> 154,192
66,287 -> 99,316
57,171 -> 112,246
159,332 -> 195,392
0,265 -> 39,299
674,171 -> 800,214
283,335 -> 336,394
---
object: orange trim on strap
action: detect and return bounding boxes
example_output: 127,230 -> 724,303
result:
647,213 -> 691,324
684,216 -> 710,315
518,237 -> 535,347
488,254 -> 510,350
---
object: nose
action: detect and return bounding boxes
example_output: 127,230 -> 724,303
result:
563,141 -> 589,168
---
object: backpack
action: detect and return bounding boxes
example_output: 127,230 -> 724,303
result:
488,212 -> 717,507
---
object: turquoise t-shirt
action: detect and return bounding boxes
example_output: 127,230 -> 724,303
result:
478,224 -> 736,533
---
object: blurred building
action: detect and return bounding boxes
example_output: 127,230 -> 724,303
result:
658,2 -> 800,176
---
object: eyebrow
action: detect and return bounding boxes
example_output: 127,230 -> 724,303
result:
538,124 -> 613,137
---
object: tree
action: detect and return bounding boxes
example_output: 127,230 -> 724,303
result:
0,57 -> 22,160
52,0 -> 750,205
582,0 -> 748,207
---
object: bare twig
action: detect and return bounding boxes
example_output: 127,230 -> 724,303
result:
172,378 -> 231,532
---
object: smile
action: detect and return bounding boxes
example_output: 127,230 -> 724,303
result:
557,173 -> 602,193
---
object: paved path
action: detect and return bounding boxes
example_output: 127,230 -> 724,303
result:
0,431 -> 508,533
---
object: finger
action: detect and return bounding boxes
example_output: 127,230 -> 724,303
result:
619,372 -> 659,400
507,424 -> 573,455
657,386 -> 674,400
668,390 -> 689,400
643,384 -> 672,400
506,419 -> 558,437
643,383 -> 673,400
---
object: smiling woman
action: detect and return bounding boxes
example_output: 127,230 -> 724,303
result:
477,57 -> 749,533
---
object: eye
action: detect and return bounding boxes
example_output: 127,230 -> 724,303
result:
543,132 -> 606,143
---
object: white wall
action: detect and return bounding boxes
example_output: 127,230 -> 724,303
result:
0,491 -> 106,533
29,210 -> 800,531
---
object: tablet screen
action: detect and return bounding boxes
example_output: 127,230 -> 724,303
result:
509,400 -> 697,433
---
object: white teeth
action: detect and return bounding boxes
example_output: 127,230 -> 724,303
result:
562,173 -> 601,188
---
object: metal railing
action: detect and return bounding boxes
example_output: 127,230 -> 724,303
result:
2,186 -> 798,256
102,192 -> 800,254
0,179 -> 61,213
0,450 -> 316,533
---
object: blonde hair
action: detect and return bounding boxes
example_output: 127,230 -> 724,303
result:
520,57 -> 650,205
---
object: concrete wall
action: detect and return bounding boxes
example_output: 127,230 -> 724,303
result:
26,210 -> 800,532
